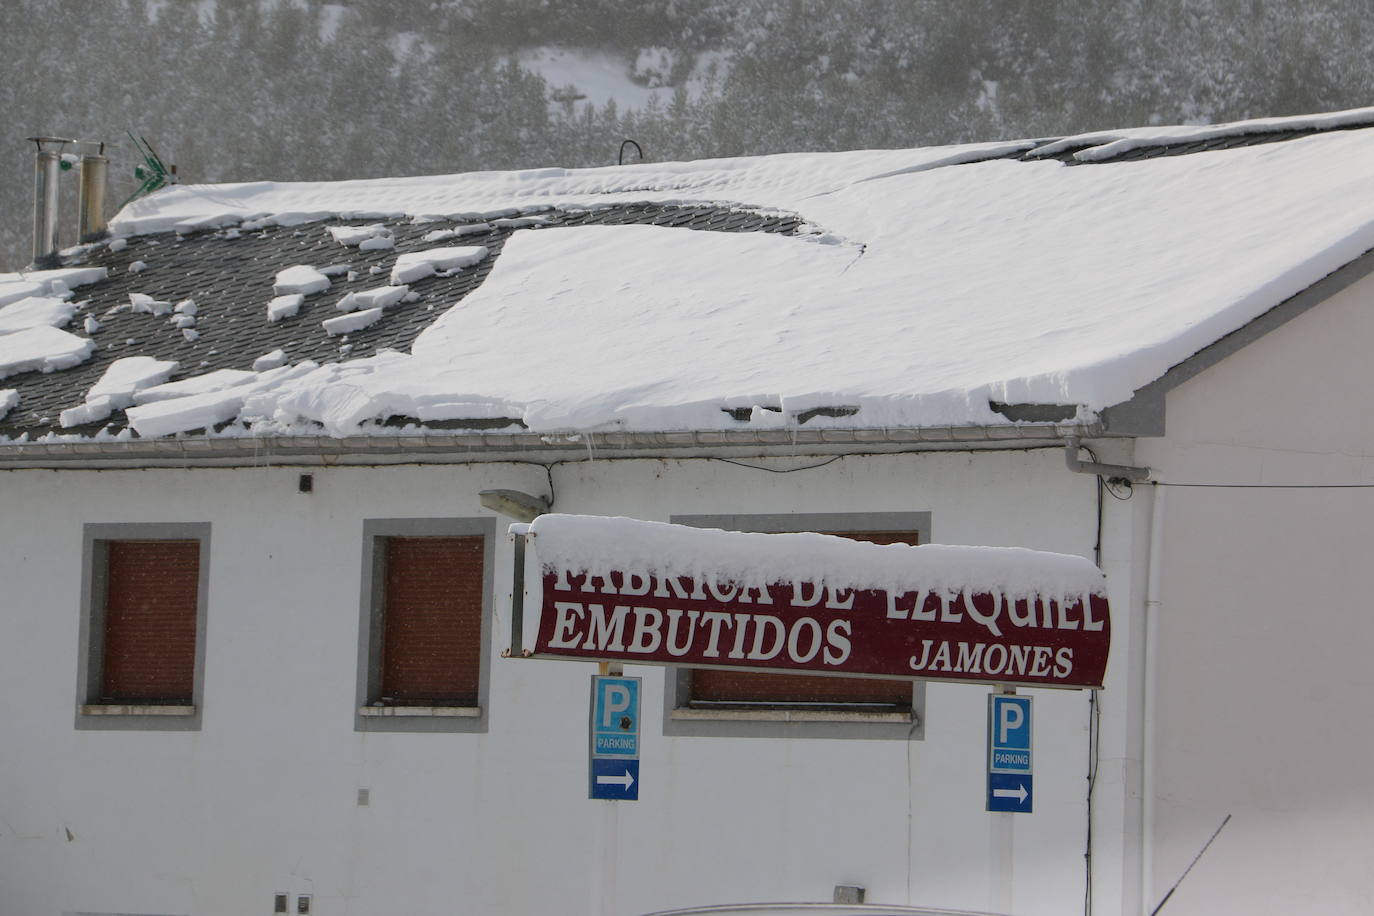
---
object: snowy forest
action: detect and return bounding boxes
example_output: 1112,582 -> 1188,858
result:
3,0 -> 1373,270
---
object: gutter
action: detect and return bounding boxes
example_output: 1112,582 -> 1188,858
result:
1062,436 -> 1157,916
1140,483 -> 1165,914
1064,436 -> 1150,482
0,422 -> 1110,470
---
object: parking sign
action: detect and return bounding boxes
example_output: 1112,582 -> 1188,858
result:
987,694 -> 1033,813
590,675 -> 641,799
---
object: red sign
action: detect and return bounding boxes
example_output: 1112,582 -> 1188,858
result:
523,533 -> 1111,690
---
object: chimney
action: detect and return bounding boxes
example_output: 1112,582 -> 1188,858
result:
28,136 -> 72,269
78,142 -> 109,243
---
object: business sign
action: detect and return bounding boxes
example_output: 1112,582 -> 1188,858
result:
515,515 -> 1111,690
589,675 -> 640,800
987,694 -> 1033,813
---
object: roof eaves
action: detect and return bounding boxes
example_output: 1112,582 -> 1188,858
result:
1101,242 -> 1374,437
0,421 -> 1108,469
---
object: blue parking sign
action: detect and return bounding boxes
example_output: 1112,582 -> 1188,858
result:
590,675 -> 641,800
987,773 -> 1033,813
591,758 -> 640,800
987,694 -> 1033,812
591,676 -> 639,756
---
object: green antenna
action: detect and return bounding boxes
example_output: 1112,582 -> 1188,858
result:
121,132 -> 176,206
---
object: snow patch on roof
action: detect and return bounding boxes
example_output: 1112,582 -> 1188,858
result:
1027,105 -> 1374,160
129,292 -> 173,316
88,356 -> 180,407
327,223 -> 391,247
59,398 -> 114,428
423,223 -> 492,242
391,246 -> 489,284
268,294 -> 304,322
61,353 -> 179,427
0,267 -> 107,308
108,143 -> 1023,239
273,265 -> 332,296
0,297 -> 76,334
133,368 -> 257,405
125,362 -> 317,438
335,285 -> 409,312
0,327 -> 95,380
252,349 -> 288,371
322,307 -> 384,336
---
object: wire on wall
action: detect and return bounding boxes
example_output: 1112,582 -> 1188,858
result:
1155,480 -> 1374,488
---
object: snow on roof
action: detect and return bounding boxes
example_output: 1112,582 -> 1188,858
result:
107,142 -> 1023,239
1028,105 -> 1374,161
9,109 -> 1374,443
0,327 -> 95,381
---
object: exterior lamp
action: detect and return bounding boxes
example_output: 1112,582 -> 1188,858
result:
479,488 -> 549,522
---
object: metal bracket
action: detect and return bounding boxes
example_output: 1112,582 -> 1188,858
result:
1065,436 -> 1150,483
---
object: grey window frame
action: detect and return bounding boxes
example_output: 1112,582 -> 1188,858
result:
663,512 -> 929,740
355,517 -> 496,733
76,522 -> 211,731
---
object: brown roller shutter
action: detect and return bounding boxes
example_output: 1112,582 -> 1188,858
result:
690,530 -> 918,708
380,536 -> 484,705
101,539 -> 200,703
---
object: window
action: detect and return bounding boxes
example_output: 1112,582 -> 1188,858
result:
77,523 -> 210,730
665,513 -> 929,739
356,518 -> 495,733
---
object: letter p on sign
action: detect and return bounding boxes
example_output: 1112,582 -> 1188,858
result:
601,684 -> 633,729
999,702 -> 1024,745
594,676 -> 640,735
989,694 -> 1032,753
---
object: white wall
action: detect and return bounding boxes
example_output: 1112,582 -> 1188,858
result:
1136,271 -> 1374,915
0,448 -> 1112,916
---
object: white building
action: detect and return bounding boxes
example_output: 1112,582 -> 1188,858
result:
2,109 -> 1373,916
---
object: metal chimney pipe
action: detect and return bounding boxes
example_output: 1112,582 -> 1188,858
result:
29,136 -> 72,268
78,144 -> 109,242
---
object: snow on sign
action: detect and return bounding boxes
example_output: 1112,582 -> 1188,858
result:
515,515 -> 1111,689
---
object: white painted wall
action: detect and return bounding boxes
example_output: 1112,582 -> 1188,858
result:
1136,270 -> 1374,915
0,447 -> 1117,916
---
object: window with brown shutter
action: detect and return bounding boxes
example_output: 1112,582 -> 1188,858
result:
356,517 -> 495,732
686,529 -> 919,711
100,539 -> 201,703
79,522 -> 210,729
379,536 -> 484,706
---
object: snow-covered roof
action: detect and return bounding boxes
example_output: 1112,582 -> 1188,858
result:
3,107 -> 1374,453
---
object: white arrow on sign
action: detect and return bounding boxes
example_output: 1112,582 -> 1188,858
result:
992,783 -> 1028,804
596,770 -> 635,789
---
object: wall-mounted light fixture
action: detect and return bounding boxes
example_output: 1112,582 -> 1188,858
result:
479,489 -> 549,522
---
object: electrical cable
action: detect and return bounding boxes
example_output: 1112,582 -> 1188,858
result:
1077,445 -> 1110,915
1084,687 -> 1102,916
1155,480 -> 1374,488
710,455 -> 843,473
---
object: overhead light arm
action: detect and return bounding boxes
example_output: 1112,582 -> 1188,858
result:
479,488 -> 550,523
